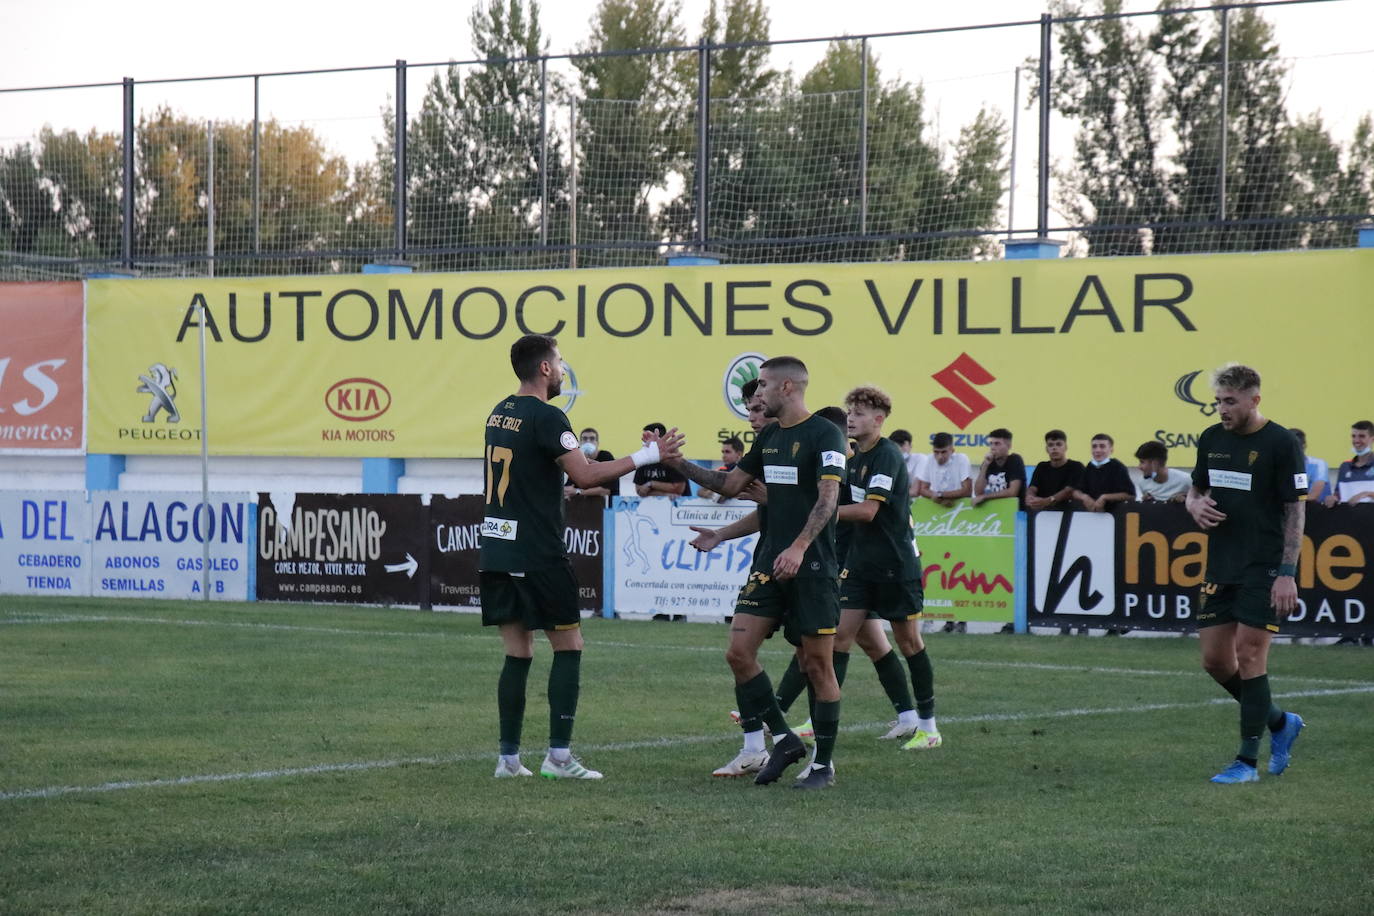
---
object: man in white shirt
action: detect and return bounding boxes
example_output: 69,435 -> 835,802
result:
889,429 -> 929,498
915,431 -> 973,506
1134,440 -> 1190,503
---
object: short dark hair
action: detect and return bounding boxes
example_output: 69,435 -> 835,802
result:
989,428 -> 1013,441
1135,440 -> 1167,462
1092,433 -> 1114,446
1355,420 -> 1374,434
815,405 -> 847,432
579,427 -> 599,439
722,435 -> 745,454
1213,363 -> 1261,393
510,334 -> 557,382
1044,429 -> 1066,443
1290,427 -> 1307,448
740,378 -> 760,401
931,432 -> 953,449
642,422 -> 667,437
889,429 -> 913,446
760,355 -> 808,375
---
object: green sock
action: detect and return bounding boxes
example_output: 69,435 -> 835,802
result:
548,649 -> 581,750
1238,674 -> 1271,762
832,650 -> 850,689
906,649 -> 935,720
873,650 -> 915,714
812,699 -> 841,767
1221,672 -> 1286,729
741,671 -> 790,737
775,655 -> 808,714
498,655 -> 532,756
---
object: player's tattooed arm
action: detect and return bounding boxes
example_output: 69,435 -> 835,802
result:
674,462 -> 754,498
1281,500 -> 1305,567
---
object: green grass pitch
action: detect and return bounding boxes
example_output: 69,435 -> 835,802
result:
3,596 -> 1372,914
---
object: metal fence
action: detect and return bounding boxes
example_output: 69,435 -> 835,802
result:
1,0 -> 1370,279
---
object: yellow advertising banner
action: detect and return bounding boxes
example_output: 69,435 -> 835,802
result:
86,250 -> 1373,465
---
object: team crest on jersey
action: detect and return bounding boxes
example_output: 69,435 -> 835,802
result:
791,442 -> 801,459
1248,450 -> 1259,466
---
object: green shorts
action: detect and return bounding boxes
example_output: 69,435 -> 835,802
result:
480,564 -> 581,631
839,571 -> 924,622
1195,581 -> 1282,633
734,570 -> 840,638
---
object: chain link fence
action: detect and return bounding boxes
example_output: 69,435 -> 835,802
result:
1,2 -> 1369,280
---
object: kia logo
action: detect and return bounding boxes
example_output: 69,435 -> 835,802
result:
325,378 -> 391,421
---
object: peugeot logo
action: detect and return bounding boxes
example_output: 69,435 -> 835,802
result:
137,363 -> 180,423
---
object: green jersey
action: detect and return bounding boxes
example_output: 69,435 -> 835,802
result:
479,394 -> 578,573
845,437 -> 920,581
737,413 -> 847,579
1191,419 -> 1307,585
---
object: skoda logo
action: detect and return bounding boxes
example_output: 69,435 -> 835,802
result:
553,359 -> 583,414
1174,370 -> 1217,416
722,352 -> 766,419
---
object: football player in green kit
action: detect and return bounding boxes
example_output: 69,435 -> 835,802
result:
1185,363 -> 1306,784
668,356 -> 846,789
482,334 -> 682,780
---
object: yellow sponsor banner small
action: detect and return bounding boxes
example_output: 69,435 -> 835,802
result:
86,250 -> 1373,464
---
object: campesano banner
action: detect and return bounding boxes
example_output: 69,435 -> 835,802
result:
86,250 -> 1373,462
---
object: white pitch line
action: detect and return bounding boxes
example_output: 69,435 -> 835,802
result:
4,612 -> 1373,687
3,685 -> 1370,803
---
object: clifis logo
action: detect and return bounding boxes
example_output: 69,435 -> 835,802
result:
1174,370 -> 1217,416
723,352 -> 766,419
326,378 -> 392,421
137,363 -> 181,423
930,352 -> 995,430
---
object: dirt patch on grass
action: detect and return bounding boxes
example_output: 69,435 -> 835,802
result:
648,885 -> 882,914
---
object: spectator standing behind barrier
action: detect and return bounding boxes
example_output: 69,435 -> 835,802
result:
915,432 -> 973,506
697,436 -> 745,502
1025,429 -> 1083,510
564,427 -> 616,499
1324,420 -> 1374,507
634,422 -> 688,497
1074,434 -> 1135,512
1134,440 -> 1190,503
971,427 -> 1025,509
1288,429 -> 1328,505
889,429 -> 929,498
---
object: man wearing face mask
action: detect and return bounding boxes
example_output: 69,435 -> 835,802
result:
1134,440 -> 1190,503
1324,420 -> 1374,507
1073,434 -> 1136,512
564,428 -> 616,499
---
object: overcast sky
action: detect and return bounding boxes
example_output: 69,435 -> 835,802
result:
1,0 -> 1369,233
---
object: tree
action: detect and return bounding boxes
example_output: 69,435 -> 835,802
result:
573,0 -> 695,265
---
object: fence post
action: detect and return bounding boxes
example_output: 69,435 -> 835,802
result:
122,77 -> 135,270
1218,7 -> 1229,224
394,59 -> 408,261
206,120 -> 215,277
569,96 -> 578,269
252,75 -> 261,254
1008,66 -> 1020,238
1037,13 -> 1052,238
859,37 -> 869,236
697,40 -> 710,253
540,57 -> 549,249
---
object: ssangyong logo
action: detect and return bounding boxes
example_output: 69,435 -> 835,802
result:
723,352 -> 766,419
326,378 -> 392,421
1174,370 -> 1217,416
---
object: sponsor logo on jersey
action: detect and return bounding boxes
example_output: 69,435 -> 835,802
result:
821,450 -> 846,469
560,430 -> 579,451
764,465 -> 799,485
868,473 -> 894,492
481,517 -> 518,540
1294,472 -> 1309,489
1208,469 -> 1253,491
850,485 -> 866,503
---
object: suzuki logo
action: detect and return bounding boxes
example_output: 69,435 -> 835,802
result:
325,378 -> 392,421
930,353 -> 995,430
